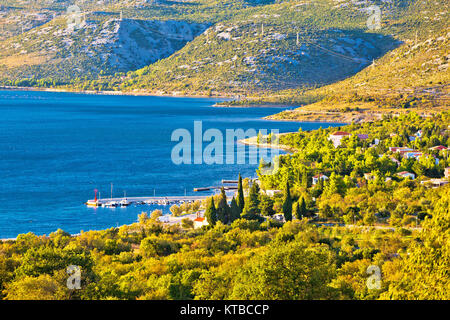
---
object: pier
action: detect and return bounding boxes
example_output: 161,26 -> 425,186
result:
193,186 -> 238,192
86,195 -> 210,207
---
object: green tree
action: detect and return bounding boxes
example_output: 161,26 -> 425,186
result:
229,197 -> 241,223
295,197 -> 307,219
205,197 -> 217,226
231,242 -> 337,299
242,181 -> 260,218
216,187 -> 230,224
236,173 -> 245,213
260,194 -> 275,216
282,180 -> 293,221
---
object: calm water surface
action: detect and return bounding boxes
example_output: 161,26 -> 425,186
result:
0,90 -> 341,238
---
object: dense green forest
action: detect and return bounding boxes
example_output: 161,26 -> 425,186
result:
1,112 -> 448,300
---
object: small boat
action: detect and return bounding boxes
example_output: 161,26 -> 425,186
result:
103,201 -> 118,208
86,200 -> 99,207
120,199 -> 131,207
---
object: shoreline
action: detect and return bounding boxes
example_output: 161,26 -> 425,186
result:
0,86 -> 232,100
238,133 -> 298,153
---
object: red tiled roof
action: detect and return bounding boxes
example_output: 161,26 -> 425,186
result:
430,145 -> 448,151
331,131 -> 351,136
194,217 -> 205,222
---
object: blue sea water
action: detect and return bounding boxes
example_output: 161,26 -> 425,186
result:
0,90 -> 341,238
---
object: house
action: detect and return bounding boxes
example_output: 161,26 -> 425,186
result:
373,138 -> 381,146
445,167 -> 450,179
364,173 -> 376,181
404,151 -> 423,160
389,147 -> 413,153
397,171 -> 415,180
272,213 -> 285,222
421,179 -> 449,188
193,216 -> 209,229
357,134 -> 369,140
328,131 -> 351,147
415,130 -> 423,138
264,189 -> 282,197
429,145 -> 448,152
312,174 -> 329,185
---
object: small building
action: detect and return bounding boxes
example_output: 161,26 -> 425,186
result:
312,174 -> 329,185
389,147 -> 414,153
404,151 -> 423,160
272,213 -> 285,222
329,131 -> 351,147
264,189 -> 282,197
357,134 -> 369,140
421,179 -> 449,188
193,216 -> 209,229
373,138 -> 381,146
364,173 -> 376,181
397,171 -> 415,180
445,167 -> 450,179
429,145 -> 448,152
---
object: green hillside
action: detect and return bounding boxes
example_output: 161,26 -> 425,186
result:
0,0 -> 448,108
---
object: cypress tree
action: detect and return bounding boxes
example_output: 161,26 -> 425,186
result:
217,187 -> 230,224
296,197 -> 307,219
230,196 -> 241,223
242,181 -> 260,218
236,173 -> 245,212
205,197 -> 217,226
282,180 -> 292,221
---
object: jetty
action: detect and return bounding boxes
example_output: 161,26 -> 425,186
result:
193,186 -> 238,192
86,195 -> 209,207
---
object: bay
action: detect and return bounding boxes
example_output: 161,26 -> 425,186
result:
0,90 -> 341,238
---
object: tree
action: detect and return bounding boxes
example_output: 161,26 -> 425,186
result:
216,187 -> 230,224
242,181 -> 260,218
381,188 -> 450,299
4,274 -> 69,300
295,197 -> 307,219
324,173 -> 345,196
229,197 -> 241,223
236,173 -> 245,213
231,242 -> 337,299
260,194 -> 275,216
205,197 -> 217,226
181,218 -> 194,229
282,180 -> 293,221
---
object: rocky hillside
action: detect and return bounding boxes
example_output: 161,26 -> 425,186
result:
0,0 -> 448,102
0,14 -> 206,83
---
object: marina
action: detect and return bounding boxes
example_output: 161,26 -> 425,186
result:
86,195 -> 210,207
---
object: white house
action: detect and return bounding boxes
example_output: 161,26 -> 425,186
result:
364,173 -> 376,181
397,171 -> 415,180
264,189 -> 282,197
312,174 -> 329,185
445,167 -> 450,179
193,216 -> 209,229
328,131 -> 351,147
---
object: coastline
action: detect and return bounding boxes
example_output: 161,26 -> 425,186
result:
238,133 -> 298,153
0,86 -> 232,100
